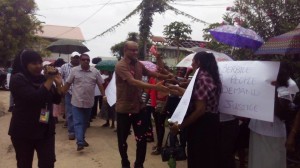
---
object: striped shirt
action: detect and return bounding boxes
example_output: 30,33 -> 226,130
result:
60,63 -> 77,94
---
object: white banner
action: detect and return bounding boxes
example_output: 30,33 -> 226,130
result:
218,61 -> 280,122
105,72 -> 116,107
169,69 -> 199,124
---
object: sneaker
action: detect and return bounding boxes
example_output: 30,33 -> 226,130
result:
68,134 -> 75,140
77,145 -> 84,151
83,140 -> 89,147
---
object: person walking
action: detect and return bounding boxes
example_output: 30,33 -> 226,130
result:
115,41 -> 172,168
9,50 -> 62,168
60,52 -> 80,140
62,53 -> 106,151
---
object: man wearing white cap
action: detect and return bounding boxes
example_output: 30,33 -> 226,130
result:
60,52 -> 80,140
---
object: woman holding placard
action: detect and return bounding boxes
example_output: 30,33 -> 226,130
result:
169,51 -> 222,168
248,63 -> 293,168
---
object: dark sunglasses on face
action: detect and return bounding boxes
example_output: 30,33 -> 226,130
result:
81,58 -> 90,62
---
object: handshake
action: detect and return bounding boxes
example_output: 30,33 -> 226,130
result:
154,77 -> 188,96
44,66 -> 59,76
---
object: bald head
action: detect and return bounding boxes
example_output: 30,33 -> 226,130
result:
124,41 -> 138,60
124,41 -> 138,50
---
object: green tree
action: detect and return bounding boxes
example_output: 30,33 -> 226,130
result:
163,21 -> 192,62
110,32 -> 141,59
228,0 -> 300,40
0,0 -> 42,65
90,0 -> 208,60
138,0 -> 174,60
203,0 -> 300,60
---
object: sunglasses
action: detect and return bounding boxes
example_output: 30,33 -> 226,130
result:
81,58 -> 90,62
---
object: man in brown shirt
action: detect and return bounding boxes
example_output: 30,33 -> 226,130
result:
115,41 -> 171,168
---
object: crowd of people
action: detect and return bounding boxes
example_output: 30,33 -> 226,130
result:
7,41 -> 300,168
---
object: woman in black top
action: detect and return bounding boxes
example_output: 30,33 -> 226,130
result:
9,50 -> 62,168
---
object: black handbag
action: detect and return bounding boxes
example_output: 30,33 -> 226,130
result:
161,133 -> 187,162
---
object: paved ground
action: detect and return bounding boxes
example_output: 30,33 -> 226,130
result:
0,90 -> 187,168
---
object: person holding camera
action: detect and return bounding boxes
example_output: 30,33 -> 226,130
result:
9,50 -> 62,168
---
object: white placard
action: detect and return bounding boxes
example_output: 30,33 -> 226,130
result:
105,72 -> 116,107
218,61 -> 280,122
169,69 -> 199,124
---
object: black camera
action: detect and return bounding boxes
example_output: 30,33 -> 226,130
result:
44,66 -> 59,75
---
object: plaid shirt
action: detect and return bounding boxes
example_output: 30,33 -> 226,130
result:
60,63 -> 76,94
192,70 -> 220,113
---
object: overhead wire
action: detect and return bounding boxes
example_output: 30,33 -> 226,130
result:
53,0 -> 113,39
40,0 -> 141,10
170,2 -> 230,7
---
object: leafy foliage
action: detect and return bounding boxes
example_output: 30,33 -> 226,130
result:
90,0 -> 208,60
163,21 -> 192,42
138,0 -> 174,60
110,32 -> 141,59
0,0 -> 42,65
227,0 -> 300,40
203,0 -> 300,60
163,21 -> 192,63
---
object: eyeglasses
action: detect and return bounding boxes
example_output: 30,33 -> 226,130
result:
81,59 -> 90,62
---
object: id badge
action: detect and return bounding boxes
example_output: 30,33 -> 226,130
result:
39,108 -> 50,124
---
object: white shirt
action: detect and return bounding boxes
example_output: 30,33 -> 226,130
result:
94,86 -> 102,96
249,117 -> 286,138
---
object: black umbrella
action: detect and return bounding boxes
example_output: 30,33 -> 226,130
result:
46,39 -> 89,54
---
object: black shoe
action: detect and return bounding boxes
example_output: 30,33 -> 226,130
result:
77,145 -> 84,151
121,160 -> 130,168
68,134 -> 75,140
83,140 -> 89,147
8,106 -> 14,112
146,137 -> 154,143
151,147 -> 161,155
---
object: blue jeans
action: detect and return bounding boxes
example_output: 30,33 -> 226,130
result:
65,93 -> 74,136
72,106 -> 91,145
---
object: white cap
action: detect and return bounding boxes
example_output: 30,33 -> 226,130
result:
71,52 -> 80,57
